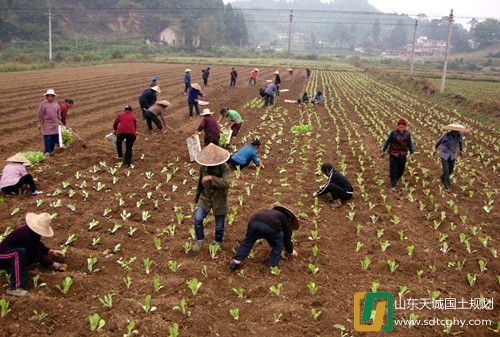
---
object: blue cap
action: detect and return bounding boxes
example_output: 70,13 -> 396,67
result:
152,76 -> 158,81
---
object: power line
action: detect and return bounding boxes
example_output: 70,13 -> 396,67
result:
1,7 -> 499,20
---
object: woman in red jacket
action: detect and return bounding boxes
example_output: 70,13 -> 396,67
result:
113,105 -> 137,167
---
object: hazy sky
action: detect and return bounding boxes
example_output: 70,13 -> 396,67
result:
367,0 -> 499,20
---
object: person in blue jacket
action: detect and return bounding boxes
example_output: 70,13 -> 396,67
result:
228,139 -> 265,169
187,83 -> 203,117
183,68 -> 192,94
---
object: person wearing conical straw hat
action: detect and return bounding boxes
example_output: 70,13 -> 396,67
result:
1,153 -> 42,197
249,68 -> 259,85
229,205 -> 299,271
381,118 -> 414,193
0,212 -> 67,297
36,89 -> 61,156
435,123 -> 468,192
139,85 -> 160,119
192,144 -> 231,252
196,108 -> 220,146
183,68 -> 192,94
145,100 -> 171,133
188,83 -> 203,118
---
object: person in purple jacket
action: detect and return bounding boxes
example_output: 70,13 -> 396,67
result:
36,89 -> 61,156
196,109 -> 220,146
0,213 -> 66,297
0,153 -> 42,196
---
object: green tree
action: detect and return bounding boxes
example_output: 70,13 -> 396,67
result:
473,19 -> 500,48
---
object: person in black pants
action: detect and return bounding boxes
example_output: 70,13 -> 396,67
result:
0,153 -> 42,196
274,71 -> 281,96
202,67 -> 210,86
113,106 -> 137,167
315,163 -> 354,207
138,86 -> 159,119
230,67 -> 238,87
229,206 -> 299,270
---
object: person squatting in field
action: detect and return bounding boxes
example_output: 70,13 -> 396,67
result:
196,109 -> 221,146
219,107 -> 243,146
297,92 -> 310,104
139,85 -> 160,119
188,83 -> 203,117
36,89 -> 61,156
0,212 -> 66,297
314,91 -> 324,105
435,123 -> 467,192
145,100 -> 171,133
113,105 -> 137,167
229,206 -> 299,270
381,118 -> 414,192
227,139 -> 265,170
192,144 -> 231,252
1,153 -> 42,196
315,163 -> 353,208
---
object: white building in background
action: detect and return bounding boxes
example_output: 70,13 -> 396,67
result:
159,26 -> 200,48
402,36 -> 448,57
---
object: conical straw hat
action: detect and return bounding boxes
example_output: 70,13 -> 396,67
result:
26,212 -> 54,237
151,86 -> 161,93
195,143 -> 230,167
157,100 -> 171,107
6,153 -> 29,164
443,123 -> 469,133
200,108 -> 213,116
191,83 -> 202,91
273,205 -> 299,230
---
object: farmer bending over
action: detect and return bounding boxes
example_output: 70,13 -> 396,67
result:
196,109 -> 220,146
228,139 -> 265,170
145,100 -> 171,133
219,107 -> 243,146
0,212 -> 66,297
229,206 -> 299,271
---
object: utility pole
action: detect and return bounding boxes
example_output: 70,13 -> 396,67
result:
440,9 -> 454,93
48,8 -> 53,61
287,10 -> 293,66
409,19 -> 418,77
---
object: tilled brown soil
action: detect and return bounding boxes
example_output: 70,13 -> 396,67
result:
0,63 -> 498,337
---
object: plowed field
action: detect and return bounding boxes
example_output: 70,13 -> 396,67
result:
0,63 -> 498,337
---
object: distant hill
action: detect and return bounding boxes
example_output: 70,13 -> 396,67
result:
231,0 -> 382,46
0,0 -> 248,48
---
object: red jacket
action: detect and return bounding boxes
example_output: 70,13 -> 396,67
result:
113,111 -> 137,135
59,102 -> 70,126
250,70 -> 258,78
